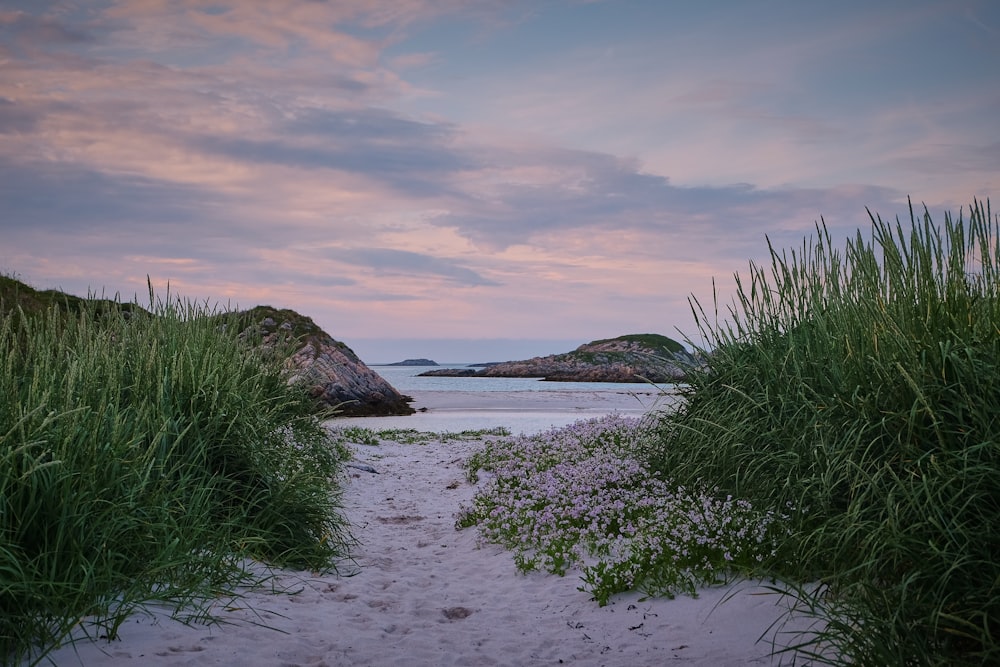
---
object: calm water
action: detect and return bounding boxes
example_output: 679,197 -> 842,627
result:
368,364 -> 672,393
331,364 -> 680,435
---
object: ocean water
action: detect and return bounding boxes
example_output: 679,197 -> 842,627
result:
367,364 -> 671,394
330,364 -> 681,436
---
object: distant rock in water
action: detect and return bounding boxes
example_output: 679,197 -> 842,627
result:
418,334 -> 696,383
244,307 -> 414,417
385,358 -> 438,366
420,367 -> 478,377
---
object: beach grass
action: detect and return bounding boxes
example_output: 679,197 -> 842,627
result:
647,199 -> 999,665
1,286 -> 350,666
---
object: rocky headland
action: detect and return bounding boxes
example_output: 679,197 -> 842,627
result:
419,334 -> 696,383
245,307 -> 414,417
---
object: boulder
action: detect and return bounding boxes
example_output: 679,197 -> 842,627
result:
247,307 -> 414,417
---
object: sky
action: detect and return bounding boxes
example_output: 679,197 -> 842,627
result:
2,0 -> 998,363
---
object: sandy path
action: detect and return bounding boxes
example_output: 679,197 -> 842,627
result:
37,436 -> 819,666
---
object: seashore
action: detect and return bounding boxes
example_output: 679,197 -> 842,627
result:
339,387 -> 678,435
35,393 -> 822,667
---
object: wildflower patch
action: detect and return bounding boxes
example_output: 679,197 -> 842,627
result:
457,414 -> 788,606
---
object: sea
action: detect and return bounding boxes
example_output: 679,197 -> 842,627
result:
330,364 -> 682,436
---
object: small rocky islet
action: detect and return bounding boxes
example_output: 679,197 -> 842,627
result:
383,358 -> 439,366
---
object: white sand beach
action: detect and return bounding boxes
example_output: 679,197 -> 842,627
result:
39,420 -> 823,667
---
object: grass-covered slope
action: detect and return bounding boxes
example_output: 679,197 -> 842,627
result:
586,333 -> 686,354
1,284 -> 351,666
649,199 -> 998,665
0,274 -> 146,322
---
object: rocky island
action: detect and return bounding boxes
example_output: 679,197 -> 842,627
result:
419,334 -> 696,383
384,358 -> 438,366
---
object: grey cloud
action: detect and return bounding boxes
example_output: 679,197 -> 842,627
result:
287,107 -> 454,143
0,9 -> 92,47
0,159 -> 224,234
198,132 -> 465,177
432,146 -> 903,257
325,247 -> 499,287
0,98 -> 38,133
234,266 -> 356,290
1,157 -> 303,277
896,141 -> 1000,175
0,153 -> 359,299
192,108 -> 471,197
330,290 -> 421,303
975,141 -> 1000,170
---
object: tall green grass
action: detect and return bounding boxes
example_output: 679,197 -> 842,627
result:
650,199 -> 998,664
1,288 -> 350,665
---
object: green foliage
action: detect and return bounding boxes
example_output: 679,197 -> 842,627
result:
586,333 -> 686,355
558,334 -> 687,365
0,274 -> 147,332
1,286 -> 350,665
649,199 -> 999,665
330,426 -> 510,448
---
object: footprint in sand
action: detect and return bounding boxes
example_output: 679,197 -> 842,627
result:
376,514 -> 424,524
441,607 -> 474,621
156,644 -> 206,656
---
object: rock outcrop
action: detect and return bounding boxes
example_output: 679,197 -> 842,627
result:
248,307 -> 414,417
419,334 -> 696,383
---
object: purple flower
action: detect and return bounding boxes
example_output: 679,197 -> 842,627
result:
457,414 -> 790,605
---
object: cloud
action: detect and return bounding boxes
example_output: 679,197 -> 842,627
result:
0,98 -> 39,133
324,247 -> 500,287
429,144 -> 904,258
190,107 -> 472,197
0,9 -> 92,47
1,0 -> 994,348
0,158 -> 222,234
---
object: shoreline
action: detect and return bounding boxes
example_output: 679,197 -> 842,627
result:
406,388 -> 677,411
37,432 -> 822,666
333,388 -> 681,435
